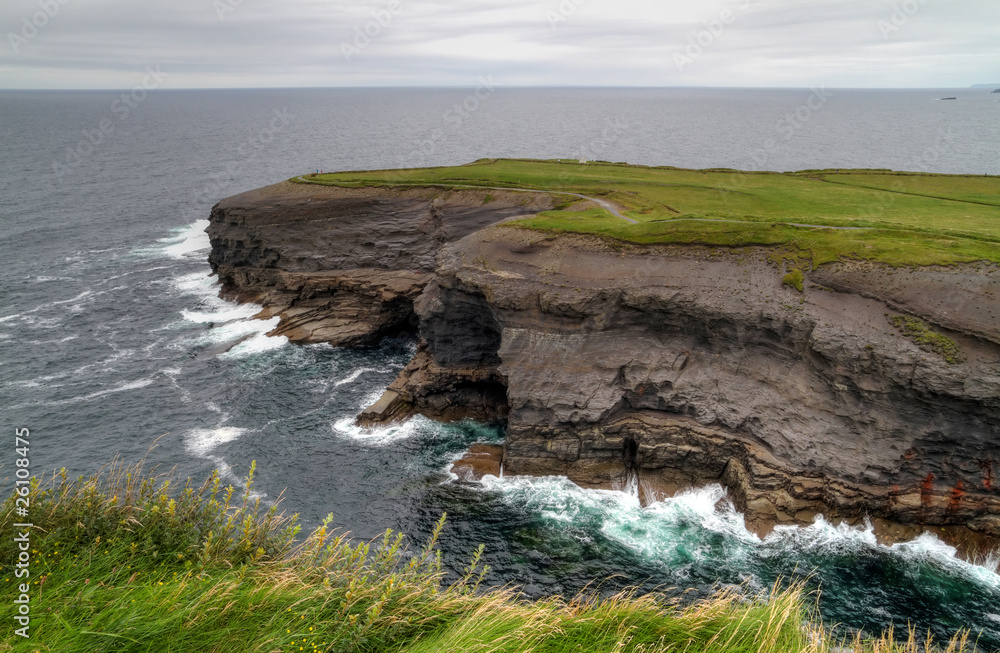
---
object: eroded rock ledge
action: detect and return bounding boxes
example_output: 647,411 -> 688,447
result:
208,181 -> 555,346
209,182 -> 1000,548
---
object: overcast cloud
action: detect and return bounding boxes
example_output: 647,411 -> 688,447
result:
1,0 -> 997,89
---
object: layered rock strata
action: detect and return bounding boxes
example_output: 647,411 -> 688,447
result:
210,182 -> 1000,543
208,181 -> 556,346
366,226 -> 1000,540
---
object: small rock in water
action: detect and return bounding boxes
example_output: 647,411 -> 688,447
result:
451,444 -> 504,481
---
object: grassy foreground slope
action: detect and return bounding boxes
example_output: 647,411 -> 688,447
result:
0,465 -> 980,652
297,159 -> 1000,267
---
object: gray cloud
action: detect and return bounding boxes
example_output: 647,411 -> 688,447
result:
0,0 -> 997,88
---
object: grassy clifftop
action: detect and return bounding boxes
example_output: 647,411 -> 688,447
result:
296,159 -> 1000,267
0,464 -> 982,652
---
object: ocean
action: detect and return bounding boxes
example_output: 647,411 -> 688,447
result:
1,86 -> 999,646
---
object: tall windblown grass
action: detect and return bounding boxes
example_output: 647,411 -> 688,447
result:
0,461 -> 983,652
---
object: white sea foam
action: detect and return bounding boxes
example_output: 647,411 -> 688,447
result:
172,271 -> 220,297
25,335 -> 80,346
646,485 -> 758,544
210,457 -> 266,501
185,426 -> 248,456
181,304 -> 261,323
479,476 -> 631,538
335,369 -> 369,387
765,515 -> 879,552
332,414 -> 423,445
184,427 -> 266,501
474,474 -> 1000,590
334,368 -> 393,387
14,315 -> 64,329
480,476 -> 759,571
73,378 -> 156,403
0,286 -> 124,329
154,220 -> 211,259
2,371 -> 69,389
0,290 -> 95,330
11,379 -> 42,388
442,451 -> 471,482
221,330 -> 290,359
61,287 -> 122,313
49,290 -> 94,306
187,314 -> 277,344
891,532 -> 1000,590
8,378 -> 156,410
158,367 -> 192,403
766,520 -> 1000,588
170,270 -> 290,359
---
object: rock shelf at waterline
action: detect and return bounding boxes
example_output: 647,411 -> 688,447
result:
207,159 -> 1000,555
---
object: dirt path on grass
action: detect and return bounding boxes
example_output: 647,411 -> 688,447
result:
293,176 -> 871,230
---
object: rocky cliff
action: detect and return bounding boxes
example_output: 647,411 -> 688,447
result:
207,181 -> 555,346
210,182 -> 1000,544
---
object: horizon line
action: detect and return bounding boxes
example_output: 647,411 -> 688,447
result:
1,83 -> 997,92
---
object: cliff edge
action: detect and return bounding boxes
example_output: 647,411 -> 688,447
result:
208,180 -> 555,346
208,175 -> 1000,546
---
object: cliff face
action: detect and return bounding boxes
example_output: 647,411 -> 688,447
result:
365,226 -> 1000,538
207,181 -> 555,346
210,183 -> 1000,541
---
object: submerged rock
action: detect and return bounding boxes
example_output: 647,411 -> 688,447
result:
451,444 -> 504,481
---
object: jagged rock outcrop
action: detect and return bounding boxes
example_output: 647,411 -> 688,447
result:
209,182 -> 1000,543
356,346 -> 509,424
208,181 -> 555,346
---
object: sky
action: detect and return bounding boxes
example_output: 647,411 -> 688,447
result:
1,0 -> 997,89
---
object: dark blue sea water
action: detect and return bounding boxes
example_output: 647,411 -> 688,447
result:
2,87 -> 999,647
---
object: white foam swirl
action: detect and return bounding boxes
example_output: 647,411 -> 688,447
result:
185,427 -> 248,456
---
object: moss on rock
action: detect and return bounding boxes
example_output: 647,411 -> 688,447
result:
888,314 -> 967,364
782,268 -> 804,292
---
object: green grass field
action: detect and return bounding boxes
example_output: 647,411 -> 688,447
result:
295,159 -> 1000,267
0,463 -> 980,652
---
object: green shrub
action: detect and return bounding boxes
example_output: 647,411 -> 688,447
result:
889,315 -> 967,364
783,268 -> 805,292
